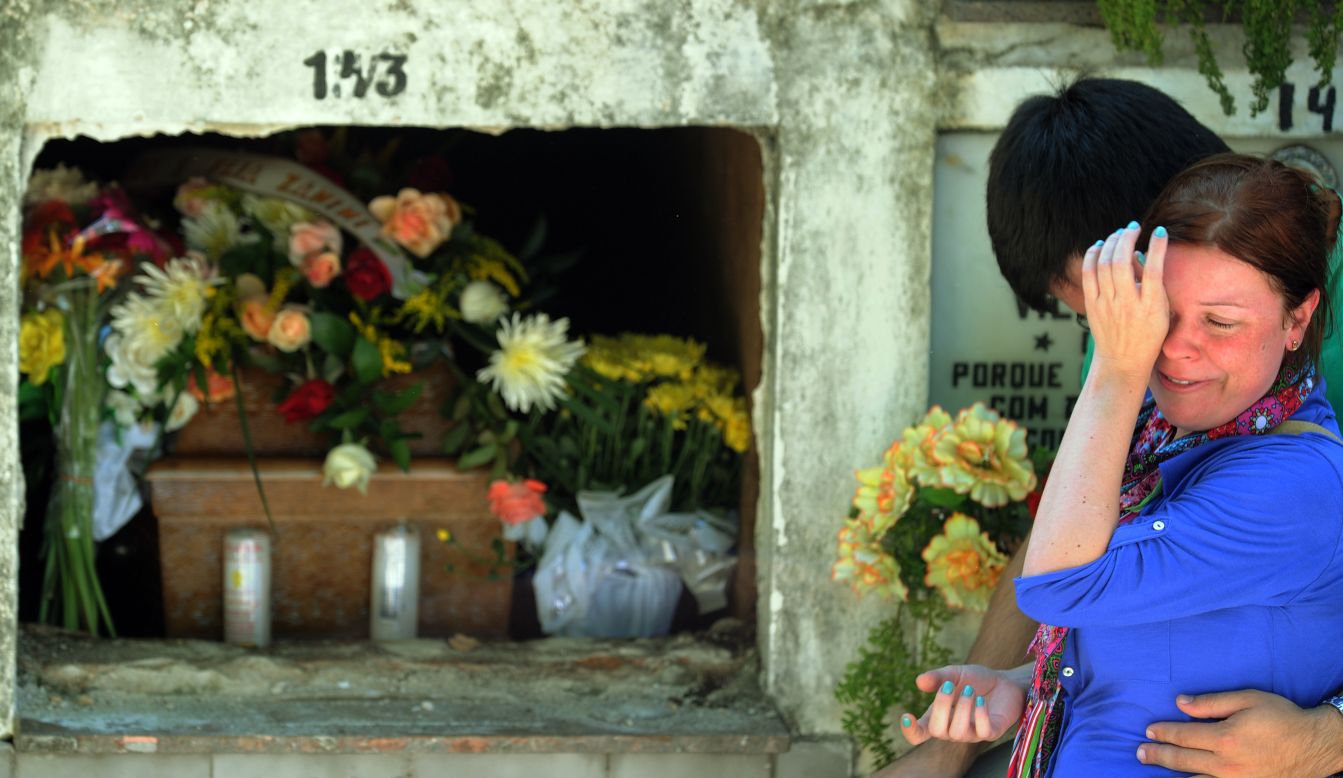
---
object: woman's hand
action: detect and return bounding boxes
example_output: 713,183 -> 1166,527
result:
898,664 -> 1027,746
1084,222 -> 1170,381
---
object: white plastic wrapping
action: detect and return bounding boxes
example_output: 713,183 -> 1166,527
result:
532,475 -> 738,637
92,420 -> 159,541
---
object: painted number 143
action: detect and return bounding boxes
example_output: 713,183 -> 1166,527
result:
303,50 -> 408,100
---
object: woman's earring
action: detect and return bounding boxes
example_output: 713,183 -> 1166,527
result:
1289,339 -> 1301,352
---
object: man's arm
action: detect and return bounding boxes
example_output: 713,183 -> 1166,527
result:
872,537 -> 1038,777
1139,691 -> 1343,778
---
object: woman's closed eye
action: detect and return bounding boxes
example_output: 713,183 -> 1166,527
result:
1206,316 -> 1237,330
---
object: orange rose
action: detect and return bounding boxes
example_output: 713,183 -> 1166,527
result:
267,307 -> 311,353
368,188 -> 460,258
238,297 -> 276,342
187,368 -> 237,404
288,219 -> 342,265
300,250 -> 341,288
486,479 -> 548,526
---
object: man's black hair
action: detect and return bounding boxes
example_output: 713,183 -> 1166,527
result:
986,78 -> 1230,311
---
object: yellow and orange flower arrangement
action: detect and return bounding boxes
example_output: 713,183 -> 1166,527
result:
832,403 -> 1037,612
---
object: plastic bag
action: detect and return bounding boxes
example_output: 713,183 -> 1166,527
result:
532,476 -> 692,638
92,420 -> 158,541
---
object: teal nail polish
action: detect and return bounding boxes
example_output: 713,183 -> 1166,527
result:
962,685 -> 974,698
976,695 -> 985,708
902,714 -> 912,727
1093,240 -> 1104,248
1136,250 -> 1146,266
1154,225 -> 1168,238
1127,220 -> 1140,230
941,681 -> 954,694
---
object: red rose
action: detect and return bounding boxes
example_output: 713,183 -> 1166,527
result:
344,247 -> 393,301
276,379 -> 336,423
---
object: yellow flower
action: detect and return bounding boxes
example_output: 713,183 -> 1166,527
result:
194,313 -> 227,367
832,516 -> 907,600
689,364 -> 740,398
644,382 -> 697,429
436,529 -> 452,543
723,410 -> 752,454
852,443 -> 912,535
902,406 -> 952,487
921,513 -> 1007,612
349,311 -> 378,343
399,286 -> 459,334
378,335 -> 413,376
583,335 -> 642,382
626,334 -> 705,380
468,256 -> 522,297
268,269 -> 296,314
19,309 -> 65,385
933,403 -> 1036,507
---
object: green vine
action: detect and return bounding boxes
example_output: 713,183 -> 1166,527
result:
1098,0 -> 1343,116
834,597 -> 955,770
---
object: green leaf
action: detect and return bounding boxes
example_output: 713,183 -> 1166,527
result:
18,382 -> 46,421
442,422 -> 472,455
310,312 -> 356,357
352,338 -> 382,384
373,382 -> 424,415
557,396 -> 617,436
500,419 -> 519,443
389,439 -> 412,472
457,443 -> 498,470
218,239 -> 273,280
920,488 -> 967,509
246,349 -> 286,374
328,407 -> 371,429
449,393 -> 472,422
627,436 -> 647,464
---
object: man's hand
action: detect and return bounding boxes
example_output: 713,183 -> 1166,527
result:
1139,690 -> 1343,777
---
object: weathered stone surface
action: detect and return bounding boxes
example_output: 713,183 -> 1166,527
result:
16,624 -> 788,754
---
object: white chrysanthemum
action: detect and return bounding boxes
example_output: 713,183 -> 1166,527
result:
476,313 -> 586,413
182,201 -> 245,259
106,390 -> 142,428
24,164 -> 98,207
459,280 -> 509,324
136,254 -> 217,334
106,293 -> 185,398
164,392 -> 201,432
105,333 -> 163,399
241,194 -> 313,250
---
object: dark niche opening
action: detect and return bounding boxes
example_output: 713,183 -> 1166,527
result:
20,125 -> 765,644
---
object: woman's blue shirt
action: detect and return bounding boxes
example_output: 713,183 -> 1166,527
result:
1014,381 -> 1343,777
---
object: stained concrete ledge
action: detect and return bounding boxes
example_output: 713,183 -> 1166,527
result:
14,622 -> 789,756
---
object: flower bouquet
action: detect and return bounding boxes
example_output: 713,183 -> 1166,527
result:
831,403 -> 1046,767
446,332 -> 752,636
154,172 -> 534,483
18,165 -> 184,636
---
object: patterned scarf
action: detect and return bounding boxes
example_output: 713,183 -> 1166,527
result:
1006,360 -> 1317,778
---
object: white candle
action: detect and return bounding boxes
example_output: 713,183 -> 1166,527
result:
223,529 -> 271,647
370,523 -> 420,640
